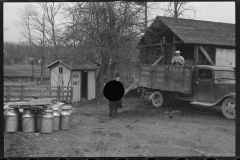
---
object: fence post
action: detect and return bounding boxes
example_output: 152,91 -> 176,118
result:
7,86 -> 10,102
70,87 -> 73,103
57,86 -> 61,101
40,86 -> 43,99
20,85 -> 24,101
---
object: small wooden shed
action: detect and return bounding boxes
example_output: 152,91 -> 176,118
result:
47,60 -> 100,102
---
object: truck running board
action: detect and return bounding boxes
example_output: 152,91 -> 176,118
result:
190,102 -> 214,107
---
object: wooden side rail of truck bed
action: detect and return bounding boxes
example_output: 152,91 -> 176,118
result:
138,63 -> 194,94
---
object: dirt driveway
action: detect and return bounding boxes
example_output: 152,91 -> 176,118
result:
4,97 -> 235,157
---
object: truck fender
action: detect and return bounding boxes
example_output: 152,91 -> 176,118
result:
215,93 -> 235,106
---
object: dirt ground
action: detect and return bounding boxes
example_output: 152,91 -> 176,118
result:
4,94 -> 235,157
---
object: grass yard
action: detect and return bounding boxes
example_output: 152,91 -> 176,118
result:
4,64 -> 50,78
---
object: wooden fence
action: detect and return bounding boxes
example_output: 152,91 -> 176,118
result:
4,85 -> 73,103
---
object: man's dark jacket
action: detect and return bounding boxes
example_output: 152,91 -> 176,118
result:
109,80 -> 124,109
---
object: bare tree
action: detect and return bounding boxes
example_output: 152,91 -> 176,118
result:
39,2 -> 64,60
161,2 -> 198,18
65,2 -> 145,97
16,4 -> 48,82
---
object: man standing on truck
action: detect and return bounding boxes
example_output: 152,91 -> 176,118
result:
171,50 -> 185,65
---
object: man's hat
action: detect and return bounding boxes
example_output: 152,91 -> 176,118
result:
175,50 -> 181,54
114,73 -> 121,77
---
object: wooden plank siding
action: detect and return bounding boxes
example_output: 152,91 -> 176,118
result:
138,64 -> 193,93
152,65 -> 167,89
4,85 -> 73,103
138,65 -> 152,88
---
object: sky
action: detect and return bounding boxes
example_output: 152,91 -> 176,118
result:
3,2 -> 235,43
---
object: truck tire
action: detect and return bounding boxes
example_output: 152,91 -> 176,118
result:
222,98 -> 235,120
151,91 -> 165,107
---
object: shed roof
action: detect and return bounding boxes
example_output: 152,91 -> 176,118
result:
47,60 -> 100,71
138,16 -> 235,47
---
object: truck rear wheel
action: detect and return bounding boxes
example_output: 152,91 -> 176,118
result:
222,98 -> 235,120
151,91 -> 165,107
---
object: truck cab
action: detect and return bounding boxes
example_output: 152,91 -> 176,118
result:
193,65 -> 235,103
190,65 -> 235,119
138,64 -> 236,119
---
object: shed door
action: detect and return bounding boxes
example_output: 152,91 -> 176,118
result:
81,71 -> 88,99
88,71 -> 96,100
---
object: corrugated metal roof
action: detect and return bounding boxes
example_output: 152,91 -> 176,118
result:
47,60 -> 100,70
139,16 -> 235,46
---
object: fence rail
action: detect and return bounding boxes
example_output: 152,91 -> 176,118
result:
4,85 -> 73,103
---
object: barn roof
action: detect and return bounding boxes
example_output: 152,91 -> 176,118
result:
47,60 -> 100,71
138,16 -> 235,47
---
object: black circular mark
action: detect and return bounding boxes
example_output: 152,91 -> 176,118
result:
175,158 -> 187,160
103,80 -> 124,101
27,158 -> 39,160
87,158 -> 98,160
145,158 -> 157,160
205,158 -> 217,160
57,158 -> 68,160
116,158 -> 128,160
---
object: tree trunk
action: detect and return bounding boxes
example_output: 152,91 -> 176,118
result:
145,2 -> 147,29
32,61 -> 34,82
109,61 -> 117,80
96,51 -> 109,98
41,55 -> 44,83
174,2 -> 178,18
43,56 -> 45,82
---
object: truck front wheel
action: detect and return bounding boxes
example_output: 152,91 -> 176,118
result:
222,98 -> 235,120
151,91 -> 165,107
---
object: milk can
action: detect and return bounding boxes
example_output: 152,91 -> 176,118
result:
68,105 -> 73,126
60,106 -> 71,130
53,108 -> 60,131
5,108 -> 19,133
16,109 -> 22,132
22,109 -> 35,133
41,109 -> 54,134
3,108 -> 8,131
35,110 -> 43,133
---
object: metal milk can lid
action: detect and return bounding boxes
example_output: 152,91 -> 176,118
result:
22,109 -> 34,118
61,105 -> 72,110
44,109 -> 53,113
43,109 -> 53,116
5,107 -> 18,116
23,109 -> 32,113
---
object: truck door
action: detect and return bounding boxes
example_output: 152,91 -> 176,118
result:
196,69 -> 214,102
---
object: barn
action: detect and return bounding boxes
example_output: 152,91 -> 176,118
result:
136,16 -> 235,68
47,60 -> 100,102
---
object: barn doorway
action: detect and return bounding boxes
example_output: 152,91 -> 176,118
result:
81,71 -> 88,100
176,44 -> 194,65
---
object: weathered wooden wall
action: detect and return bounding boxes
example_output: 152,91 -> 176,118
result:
139,46 -> 164,64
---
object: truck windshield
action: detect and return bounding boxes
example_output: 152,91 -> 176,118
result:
215,70 -> 235,80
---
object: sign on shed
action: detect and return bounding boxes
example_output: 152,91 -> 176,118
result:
216,48 -> 235,68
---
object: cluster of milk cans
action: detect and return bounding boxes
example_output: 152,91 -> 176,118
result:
4,102 -> 73,134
